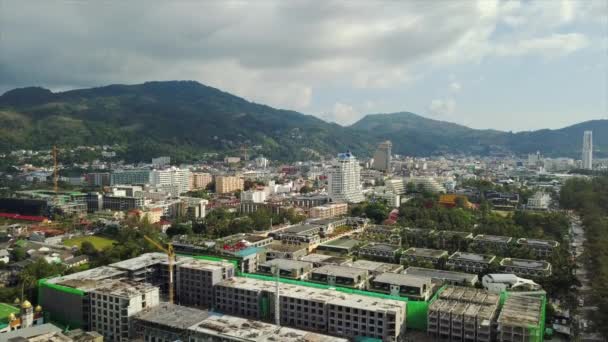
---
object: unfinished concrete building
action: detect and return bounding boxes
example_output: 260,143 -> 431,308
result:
428,286 -> 500,342
175,258 -> 235,308
497,295 -> 543,342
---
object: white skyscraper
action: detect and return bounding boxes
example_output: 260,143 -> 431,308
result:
328,152 -> 365,203
582,131 -> 593,170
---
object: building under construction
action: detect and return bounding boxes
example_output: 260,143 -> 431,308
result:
428,286 -> 500,342
497,295 -> 544,342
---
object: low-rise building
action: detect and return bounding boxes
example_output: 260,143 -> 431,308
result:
499,258 -> 552,278
298,253 -> 352,268
403,267 -> 479,287
473,234 -> 513,252
309,265 -> 369,289
264,242 -> 308,261
215,175 -> 244,194
435,230 -> 474,251
310,202 -> 348,219
348,259 -> 403,275
401,248 -> 448,267
316,237 -> 361,256
497,295 -> 544,342
257,258 -> 313,279
516,238 -> 559,258
526,192 -> 551,210
270,224 -> 321,245
358,243 -> 401,263
446,252 -> 496,274
369,272 -> 433,301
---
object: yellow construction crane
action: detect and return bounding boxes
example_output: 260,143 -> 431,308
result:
143,235 -> 175,304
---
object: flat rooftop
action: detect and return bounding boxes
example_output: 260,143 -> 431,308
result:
349,260 -> 403,273
404,267 -> 478,284
222,233 -> 271,243
259,258 -> 313,270
517,238 -> 559,248
437,230 -> 474,239
372,272 -> 431,288
283,224 -> 319,234
190,313 -> 349,342
497,295 -> 543,328
109,252 -> 168,271
216,277 -> 405,312
91,279 -> 157,298
309,217 -> 347,225
500,258 -> 551,270
48,266 -> 126,291
474,234 -> 513,243
402,247 -> 448,258
449,252 -> 496,263
178,258 -> 234,271
360,243 -> 400,253
317,237 -> 361,250
266,242 -> 307,252
311,265 -> 368,279
136,303 -> 209,330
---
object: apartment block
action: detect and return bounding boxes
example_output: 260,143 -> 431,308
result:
269,224 -> 321,245
257,258 -> 313,279
189,172 -> 213,190
516,238 -> 559,258
348,259 -> 403,275
110,169 -> 151,185
497,295 -> 544,342
310,202 -> 348,219
309,265 -> 369,289
401,247 -> 448,267
359,243 -> 401,262
215,175 -> 244,194
213,277 -> 407,341
436,230 -> 474,251
316,237 -> 362,256
447,252 -> 496,274
298,253 -> 353,268
176,258 -> 236,308
499,258 -> 552,278
427,286 -> 500,342
89,279 -> 159,342
369,272 -> 433,301
473,234 -> 513,252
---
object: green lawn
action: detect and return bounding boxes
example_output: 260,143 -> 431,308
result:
63,236 -> 116,251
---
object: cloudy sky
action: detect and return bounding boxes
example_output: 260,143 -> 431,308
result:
1,0 -> 606,131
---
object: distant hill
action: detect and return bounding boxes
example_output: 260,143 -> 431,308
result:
0,81 -> 370,161
351,112 -> 608,158
0,81 -> 605,161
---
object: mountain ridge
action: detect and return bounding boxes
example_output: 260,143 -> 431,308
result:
0,81 -> 605,161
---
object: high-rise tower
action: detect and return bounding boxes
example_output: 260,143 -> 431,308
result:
582,131 -> 593,170
372,141 -> 392,173
328,152 -> 365,203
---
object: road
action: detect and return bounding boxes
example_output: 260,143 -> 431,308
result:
569,215 -> 605,341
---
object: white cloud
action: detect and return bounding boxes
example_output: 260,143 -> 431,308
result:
328,102 -> 361,125
429,99 -> 456,118
449,81 -> 462,92
493,33 -> 590,58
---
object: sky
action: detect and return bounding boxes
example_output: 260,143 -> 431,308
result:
0,0 -> 606,131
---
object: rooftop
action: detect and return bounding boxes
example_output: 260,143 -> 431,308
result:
449,252 -> 496,263
404,267 -> 478,283
474,234 -> 513,243
308,217 -> 347,225
109,252 -> 168,271
178,258 -> 234,271
497,295 -> 543,328
500,258 -> 551,270
259,258 -> 313,270
359,243 -> 400,253
190,313 -> 349,342
372,272 -> 432,288
282,224 -> 320,235
317,237 -> 361,250
48,266 -> 125,291
402,247 -> 448,258
136,303 -> 209,330
91,279 -> 157,298
311,265 -> 368,279
349,260 -> 403,273
516,238 -> 559,248
437,230 -> 474,239
266,242 -> 307,252
216,277 -> 404,312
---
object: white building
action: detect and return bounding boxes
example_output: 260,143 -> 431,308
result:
582,130 -> 593,170
240,190 -> 267,203
255,156 -> 269,169
89,279 -> 159,341
150,167 -> 191,195
328,152 -> 365,203
527,192 -> 551,210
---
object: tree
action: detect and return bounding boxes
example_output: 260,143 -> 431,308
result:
10,246 -> 26,262
299,185 -> 313,194
80,241 -> 97,257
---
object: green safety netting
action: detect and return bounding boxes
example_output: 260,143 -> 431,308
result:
37,278 -> 84,329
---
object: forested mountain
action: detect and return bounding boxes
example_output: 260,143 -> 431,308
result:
0,81 -> 605,161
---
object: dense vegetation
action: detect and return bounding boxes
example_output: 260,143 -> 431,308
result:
1,82 -> 606,162
560,175 -> 608,335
